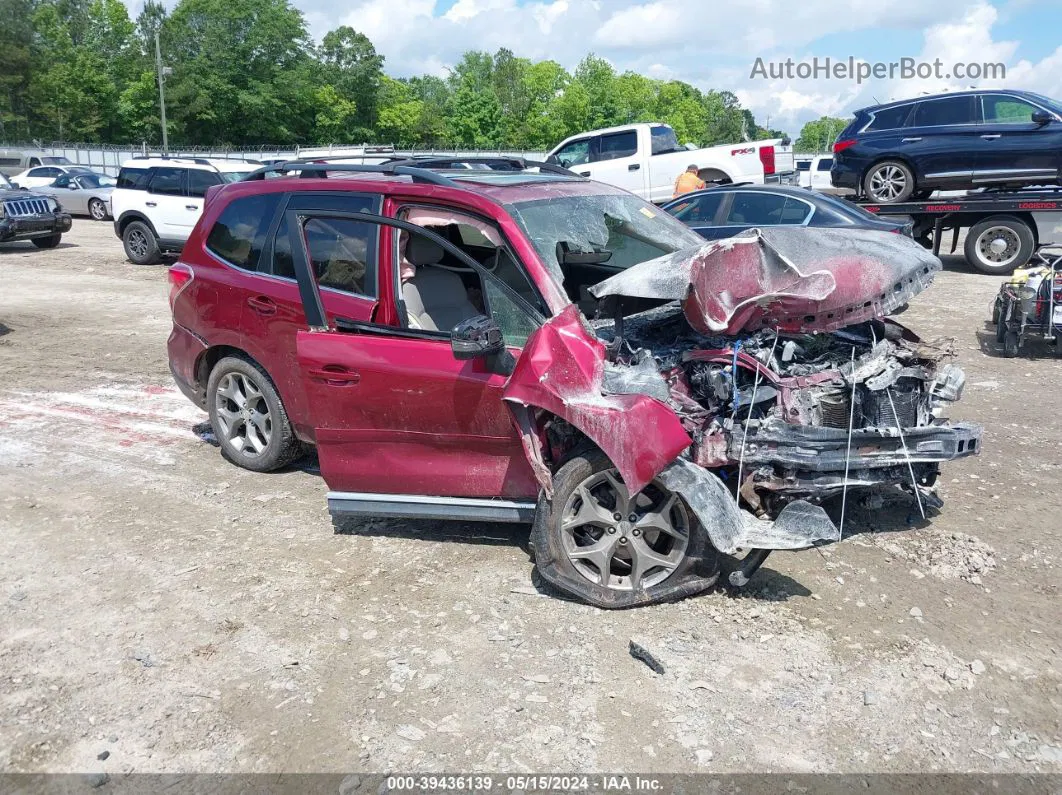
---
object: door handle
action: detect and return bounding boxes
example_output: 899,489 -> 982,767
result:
308,366 -> 360,386
981,134 -> 1002,140
901,137 -> 922,143
578,171 -> 591,177
145,201 -> 157,207
186,204 -> 198,210
246,296 -> 277,316
628,163 -> 640,171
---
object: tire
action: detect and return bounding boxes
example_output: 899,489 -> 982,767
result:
995,307 -> 1007,343
31,234 -> 61,249
1003,331 -> 1020,358
965,216 -> 1035,275
88,198 -> 108,221
122,220 -> 161,265
206,356 -> 302,473
530,449 -> 718,609
863,160 -> 916,203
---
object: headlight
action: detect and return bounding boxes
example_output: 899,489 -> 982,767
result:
47,197 -> 59,212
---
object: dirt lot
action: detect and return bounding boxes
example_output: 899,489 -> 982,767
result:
1,220 -> 1061,777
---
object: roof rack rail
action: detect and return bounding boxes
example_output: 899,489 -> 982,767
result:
240,161 -> 462,187
130,154 -> 221,171
385,156 -> 580,177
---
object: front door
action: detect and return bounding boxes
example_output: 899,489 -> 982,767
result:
976,93 -> 1062,185
289,211 -> 541,499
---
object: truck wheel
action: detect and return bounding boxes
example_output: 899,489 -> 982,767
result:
863,160 -> 915,203
122,220 -> 161,265
1003,331 -> 1020,358
88,198 -> 108,221
31,234 -> 61,249
530,449 -> 718,609
965,216 -> 1035,274
206,356 -> 302,473
995,307 -> 1007,343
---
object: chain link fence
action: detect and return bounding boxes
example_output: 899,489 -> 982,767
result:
0,141 -> 549,176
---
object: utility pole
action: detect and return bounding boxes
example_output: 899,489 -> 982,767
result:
155,31 -> 171,153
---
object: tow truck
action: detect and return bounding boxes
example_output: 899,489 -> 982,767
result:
855,188 -> 1062,274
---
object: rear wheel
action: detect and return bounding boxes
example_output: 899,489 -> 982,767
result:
1003,331 -> 1020,358
31,234 -> 61,249
531,449 -> 717,608
965,216 -> 1035,275
122,220 -> 161,265
88,198 -> 108,221
206,356 -> 302,472
863,160 -> 915,203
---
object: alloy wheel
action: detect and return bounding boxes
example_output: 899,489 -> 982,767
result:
90,200 -> 107,220
127,228 -> 148,258
868,165 -> 907,202
560,470 -> 689,591
214,372 -> 273,457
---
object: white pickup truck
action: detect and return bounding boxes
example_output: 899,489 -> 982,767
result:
545,123 -> 781,203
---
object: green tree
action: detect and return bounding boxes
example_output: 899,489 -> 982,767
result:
376,76 -> 423,146
318,26 -> 384,130
795,116 -> 848,151
0,0 -> 34,138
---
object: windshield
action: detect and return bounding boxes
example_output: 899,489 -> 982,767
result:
220,171 -> 256,183
508,191 -> 706,291
0,173 -> 12,189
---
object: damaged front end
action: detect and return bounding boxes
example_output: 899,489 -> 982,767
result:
505,227 -> 982,601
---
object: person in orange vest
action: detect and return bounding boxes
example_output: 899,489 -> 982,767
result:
673,164 -> 706,198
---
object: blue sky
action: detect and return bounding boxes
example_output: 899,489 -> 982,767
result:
126,0 -> 1062,135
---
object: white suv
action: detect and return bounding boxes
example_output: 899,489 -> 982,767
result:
111,157 -> 259,264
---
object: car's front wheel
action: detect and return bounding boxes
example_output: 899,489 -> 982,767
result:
206,356 -> 303,472
863,160 -> 916,203
531,449 -> 718,608
122,220 -> 161,265
31,234 -> 61,249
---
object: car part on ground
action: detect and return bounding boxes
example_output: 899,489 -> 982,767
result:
991,246 -> 1062,357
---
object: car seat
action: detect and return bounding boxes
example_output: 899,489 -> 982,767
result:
402,236 -> 480,332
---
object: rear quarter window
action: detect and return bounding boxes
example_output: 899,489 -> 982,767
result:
116,168 -> 150,190
865,105 -> 913,131
205,193 -> 283,272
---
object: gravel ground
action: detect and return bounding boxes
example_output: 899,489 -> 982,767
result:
1,220 -> 1060,776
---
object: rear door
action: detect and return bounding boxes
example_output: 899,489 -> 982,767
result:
977,93 -> 1062,185
902,96 -> 981,187
238,191 -> 381,440
811,156 -> 834,190
710,190 -> 813,239
290,212 -> 540,499
662,191 -> 725,239
180,170 -> 224,237
584,129 -> 646,196
144,167 -> 189,240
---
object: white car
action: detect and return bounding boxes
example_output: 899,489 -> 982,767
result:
110,157 -> 259,264
12,164 -> 98,190
798,155 -> 835,191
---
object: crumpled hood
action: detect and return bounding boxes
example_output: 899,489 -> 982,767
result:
589,227 -> 942,335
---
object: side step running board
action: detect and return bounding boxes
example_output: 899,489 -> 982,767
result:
327,492 -> 537,524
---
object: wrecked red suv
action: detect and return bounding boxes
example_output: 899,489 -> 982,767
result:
167,161 -> 982,608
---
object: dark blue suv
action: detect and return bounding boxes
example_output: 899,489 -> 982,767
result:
831,90 -> 1062,203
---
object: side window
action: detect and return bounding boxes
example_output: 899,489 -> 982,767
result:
205,193 -> 282,271
983,95 -> 1039,124
270,195 -> 377,280
116,168 -> 150,190
816,158 -> 833,171
725,192 -> 790,225
552,138 -> 591,168
30,167 -> 59,178
187,170 -> 223,198
484,277 -> 539,348
669,192 -> 723,224
593,130 -> 637,162
147,167 -> 185,196
778,197 -> 812,225
29,157 -> 41,167
912,96 -> 976,127
303,217 -> 375,297
866,105 -> 912,131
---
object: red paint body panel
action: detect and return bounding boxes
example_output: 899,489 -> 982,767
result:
502,305 -> 691,494
296,329 -> 538,498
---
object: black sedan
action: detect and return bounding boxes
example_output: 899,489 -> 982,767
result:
661,184 -> 910,240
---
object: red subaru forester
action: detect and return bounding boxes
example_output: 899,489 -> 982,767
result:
167,161 -> 980,608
